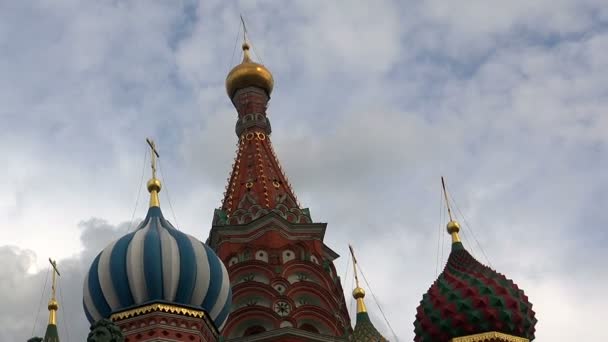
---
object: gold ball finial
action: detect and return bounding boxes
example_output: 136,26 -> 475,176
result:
352,287 -> 366,299
447,220 -> 460,234
48,299 -> 59,311
147,178 -> 162,193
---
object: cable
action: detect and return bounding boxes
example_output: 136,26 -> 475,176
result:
31,265 -> 50,338
250,40 -> 265,65
447,188 -> 493,268
240,15 -> 265,64
435,186 -> 443,276
342,251 -> 351,296
228,20 -> 241,72
342,252 -> 351,316
349,271 -> 355,320
358,263 -> 399,341
440,202 -> 446,271
58,277 -> 70,342
128,149 -> 148,232
158,159 -> 180,230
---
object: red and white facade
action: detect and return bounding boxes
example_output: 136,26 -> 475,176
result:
208,86 -> 352,341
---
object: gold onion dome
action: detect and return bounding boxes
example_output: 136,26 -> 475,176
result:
226,42 -> 274,98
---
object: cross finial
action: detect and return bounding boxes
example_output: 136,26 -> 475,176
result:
441,176 -> 454,221
48,258 -> 60,301
146,138 -> 160,180
348,244 -> 360,288
441,177 -> 461,243
145,138 -> 162,207
240,14 -> 248,42
349,244 -> 367,313
47,258 -> 60,325
239,15 -> 254,63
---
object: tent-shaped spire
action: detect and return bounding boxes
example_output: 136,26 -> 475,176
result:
215,28 -> 311,226
349,245 -> 388,342
44,258 -> 61,342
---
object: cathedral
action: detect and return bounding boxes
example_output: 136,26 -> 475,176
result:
30,36 -> 537,342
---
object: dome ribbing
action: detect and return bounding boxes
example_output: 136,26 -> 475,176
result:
83,206 -> 232,330
414,242 -> 536,341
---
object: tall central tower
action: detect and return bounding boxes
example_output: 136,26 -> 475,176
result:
207,40 -> 352,341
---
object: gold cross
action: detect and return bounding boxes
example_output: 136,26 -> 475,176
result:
348,244 -> 360,288
48,258 -> 60,301
240,15 -> 248,41
441,176 -> 454,221
146,138 -> 160,179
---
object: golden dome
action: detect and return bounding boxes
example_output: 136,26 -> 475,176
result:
226,42 -> 274,98
352,287 -> 366,299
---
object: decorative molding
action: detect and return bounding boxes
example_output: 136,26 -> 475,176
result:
110,303 -> 214,333
451,331 -> 530,342
111,303 -> 206,321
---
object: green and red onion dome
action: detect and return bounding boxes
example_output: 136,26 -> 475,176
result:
414,240 -> 537,341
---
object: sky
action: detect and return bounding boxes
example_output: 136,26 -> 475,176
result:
1,0 -> 607,341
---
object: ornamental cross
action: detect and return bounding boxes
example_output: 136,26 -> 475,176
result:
240,14 -> 248,40
146,138 -> 160,179
49,258 -> 60,300
348,244 -> 361,288
441,176 -> 454,221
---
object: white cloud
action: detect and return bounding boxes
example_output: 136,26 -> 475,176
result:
1,0 -> 607,341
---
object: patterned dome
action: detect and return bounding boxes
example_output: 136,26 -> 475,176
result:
414,242 -> 536,341
83,206 -> 232,330
353,312 -> 388,342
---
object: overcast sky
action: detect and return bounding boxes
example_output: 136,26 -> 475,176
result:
1,1 -> 607,341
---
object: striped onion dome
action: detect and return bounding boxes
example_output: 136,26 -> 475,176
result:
82,205 -> 232,330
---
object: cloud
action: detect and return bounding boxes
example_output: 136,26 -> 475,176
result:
1,0 -> 607,341
0,219 -> 129,342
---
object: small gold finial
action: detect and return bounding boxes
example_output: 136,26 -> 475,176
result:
48,258 -> 60,325
442,177 -> 461,243
349,244 -> 367,313
146,138 -> 161,207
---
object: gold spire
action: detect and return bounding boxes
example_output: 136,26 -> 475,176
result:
349,244 -> 367,313
146,138 -> 161,208
225,16 -> 274,97
441,176 -> 461,243
47,258 -> 60,325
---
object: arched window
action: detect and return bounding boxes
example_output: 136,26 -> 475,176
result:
300,323 -> 319,334
243,325 -> 266,336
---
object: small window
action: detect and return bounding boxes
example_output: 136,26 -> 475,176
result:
300,323 -> 319,334
310,255 -> 319,264
273,283 -> 286,294
228,257 -> 238,266
283,250 -> 295,263
255,250 -> 269,262
243,325 -> 266,336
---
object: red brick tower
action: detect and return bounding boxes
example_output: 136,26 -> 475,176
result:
207,40 -> 352,341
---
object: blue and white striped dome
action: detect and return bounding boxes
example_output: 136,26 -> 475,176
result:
83,206 -> 232,330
